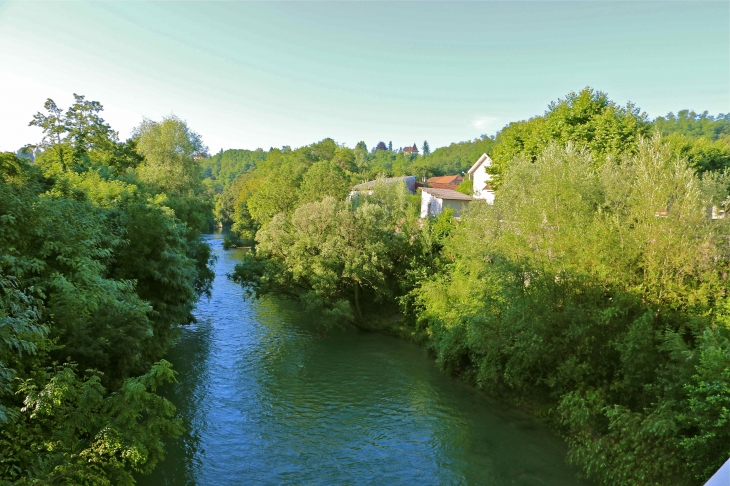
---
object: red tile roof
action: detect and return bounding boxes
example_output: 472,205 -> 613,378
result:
428,175 -> 463,184
426,175 -> 463,190
403,144 -> 419,153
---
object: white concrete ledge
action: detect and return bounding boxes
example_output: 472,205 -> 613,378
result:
705,457 -> 730,486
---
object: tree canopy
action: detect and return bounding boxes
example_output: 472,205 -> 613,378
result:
0,96 -> 214,484
226,87 -> 730,485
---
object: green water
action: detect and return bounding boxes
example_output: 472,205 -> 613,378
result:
137,233 -> 590,485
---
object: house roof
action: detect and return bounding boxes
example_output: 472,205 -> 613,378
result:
352,176 -> 415,191
468,153 -> 493,174
403,144 -> 419,153
427,175 -> 463,185
422,187 -> 473,201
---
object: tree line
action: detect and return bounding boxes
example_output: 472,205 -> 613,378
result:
0,95 -> 213,484
230,87 -> 730,485
4,87 -> 729,484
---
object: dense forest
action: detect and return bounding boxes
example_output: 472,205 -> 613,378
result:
0,96 -> 213,484
3,87 -> 730,484
230,88 -> 730,485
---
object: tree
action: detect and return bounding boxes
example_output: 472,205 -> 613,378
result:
388,141 -> 393,152
134,115 -> 207,196
490,87 -> 650,187
654,110 -> 730,141
29,99 -> 68,170
375,141 -> 388,151
422,140 -> 430,156
418,136 -> 496,177
234,181 -> 422,327
413,137 -> 730,485
29,94 -> 119,173
0,153 -> 190,483
299,160 -> 352,204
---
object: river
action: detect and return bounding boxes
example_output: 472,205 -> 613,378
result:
137,233 -> 590,485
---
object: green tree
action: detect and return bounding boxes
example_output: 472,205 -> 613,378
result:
490,87 -> 650,187
134,115 -> 207,196
234,181 -> 422,326
413,137 -> 730,485
654,110 -> 730,141
299,160 -> 352,204
29,94 -> 121,174
0,94 -> 215,484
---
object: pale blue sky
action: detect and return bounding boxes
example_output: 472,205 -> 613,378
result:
0,1 -> 728,153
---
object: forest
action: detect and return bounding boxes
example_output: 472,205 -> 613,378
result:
0,96 -> 213,484
3,87 -> 730,484
229,88 -> 730,485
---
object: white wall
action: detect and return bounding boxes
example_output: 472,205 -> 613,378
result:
420,191 -> 442,218
472,156 -> 495,204
442,199 -> 469,217
705,457 -> 730,486
421,192 -> 470,218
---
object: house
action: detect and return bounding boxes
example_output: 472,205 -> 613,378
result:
426,175 -> 463,190
419,153 -> 497,218
403,144 -> 419,156
350,175 -> 417,198
420,188 -> 472,218
468,153 -> 495,204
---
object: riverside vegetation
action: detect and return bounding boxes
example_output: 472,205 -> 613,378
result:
0,96 -> 213,484
229,88 -> 730,485
3,87 -> 730,484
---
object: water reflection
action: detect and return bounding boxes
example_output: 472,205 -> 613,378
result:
138,233 -> 589,485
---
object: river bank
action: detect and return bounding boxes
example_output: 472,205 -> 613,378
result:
137,233 -> 590,485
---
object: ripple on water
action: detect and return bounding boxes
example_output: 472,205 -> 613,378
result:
137,233 -> 591,486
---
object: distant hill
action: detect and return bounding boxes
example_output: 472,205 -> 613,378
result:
424,136 -> 496,176
653,110 -> 730,141
201,148 -> 267,192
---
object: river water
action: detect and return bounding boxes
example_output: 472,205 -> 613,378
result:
137,233 -> 590,485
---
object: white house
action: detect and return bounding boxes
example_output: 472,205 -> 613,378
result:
420,187 -> 472,218
468,153 -> 495,204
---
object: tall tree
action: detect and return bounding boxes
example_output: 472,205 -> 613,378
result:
422,140 -> 430,156
29,94 -> 119,172
134,115 -> 207,195
490,87 -> 650,187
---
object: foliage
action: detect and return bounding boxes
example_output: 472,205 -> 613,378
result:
412,138 -> 730,485
0,94 -> 214,484
419,135 -> 495,177
134,115 -> 207,196
29,94 -> 136,176
0,361 -> 182,485
654,110 -> 730,141
663,133 -> 730,174
201,148 -> 264,191
234,181 -> 424,327
455,179 -> 473,195
490,87 -> 651,187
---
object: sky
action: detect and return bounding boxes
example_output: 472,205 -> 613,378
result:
0,1 -> 728,154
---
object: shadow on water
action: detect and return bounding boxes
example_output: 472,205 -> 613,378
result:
137,233 -> 591,486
